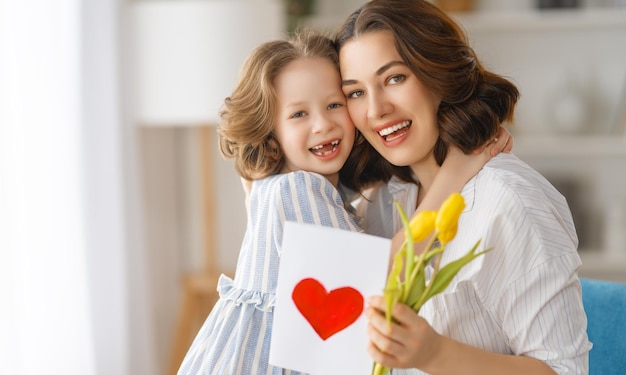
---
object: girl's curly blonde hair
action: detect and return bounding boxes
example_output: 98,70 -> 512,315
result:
218,30 -> 339,181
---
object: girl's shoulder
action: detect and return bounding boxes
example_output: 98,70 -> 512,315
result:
253,171 -> 336,197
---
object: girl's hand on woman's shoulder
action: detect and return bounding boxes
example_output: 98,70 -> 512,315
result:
482,126 -> 513,156
442,126 -> 514,181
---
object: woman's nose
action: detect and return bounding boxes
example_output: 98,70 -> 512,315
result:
367,90 -> 392,120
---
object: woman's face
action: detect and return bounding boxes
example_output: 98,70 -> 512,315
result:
273,57 -> 355,186
339,30 -> 442,174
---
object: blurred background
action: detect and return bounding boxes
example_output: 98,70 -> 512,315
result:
1,0 -> 625,374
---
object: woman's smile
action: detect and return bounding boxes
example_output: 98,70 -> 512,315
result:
339,30 -> 441,172
376,119 -> 412,143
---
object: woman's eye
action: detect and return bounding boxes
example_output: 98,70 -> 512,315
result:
291,111 -> 305,119
346,90 -> 364,99
388,75 -> 406,85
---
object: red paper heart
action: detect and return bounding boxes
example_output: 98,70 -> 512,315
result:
291,277 -> 364,340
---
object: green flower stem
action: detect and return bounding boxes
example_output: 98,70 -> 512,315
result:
396,202 -> 414,289
373,363 -> 389,375
414,240 -> 444,310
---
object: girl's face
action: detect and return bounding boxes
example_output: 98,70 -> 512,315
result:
339,30 -> 442,175
273,57 -> 355,186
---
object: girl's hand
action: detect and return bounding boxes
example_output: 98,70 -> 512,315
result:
483,126 -> 513,156
365,295 -> 444,371
441,126 -> 514,185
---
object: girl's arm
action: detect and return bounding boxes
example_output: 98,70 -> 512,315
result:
365,296 -> 556,375
388,127 -> 513,258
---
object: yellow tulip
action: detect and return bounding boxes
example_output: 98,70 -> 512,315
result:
435,193 -> 465,245
408,210 -> 437,242
373,194 -> 489,375
438,222 -> 458,245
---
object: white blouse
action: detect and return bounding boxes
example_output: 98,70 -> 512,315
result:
354,153 -> 592,374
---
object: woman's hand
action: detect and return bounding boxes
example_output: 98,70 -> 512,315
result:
366,293 -> 559,375
366,295 -> 444,371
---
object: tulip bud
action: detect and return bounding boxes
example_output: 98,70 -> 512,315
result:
435,193 -> 465,245
408,210 -> 437,242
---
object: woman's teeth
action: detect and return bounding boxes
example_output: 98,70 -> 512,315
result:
378,120 -> 411,137
310,140 -> 340,156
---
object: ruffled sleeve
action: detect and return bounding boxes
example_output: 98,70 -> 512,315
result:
217,274 -> 276,312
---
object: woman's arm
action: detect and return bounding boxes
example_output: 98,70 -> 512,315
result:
365,296 -> 556,375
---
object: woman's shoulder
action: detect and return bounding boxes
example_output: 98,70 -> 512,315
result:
479,154 -> 565,202
468,153 -> 579,266
470,154 -> 572,222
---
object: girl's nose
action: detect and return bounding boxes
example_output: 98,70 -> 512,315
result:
312,113 -> 334,134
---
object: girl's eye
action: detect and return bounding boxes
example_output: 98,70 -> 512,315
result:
388,74 -> 406,85
327,102 -> 343,110
290,111 -> 306,119
346,90 -> 364,99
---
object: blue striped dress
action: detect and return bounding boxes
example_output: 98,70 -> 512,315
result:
178,171 -> 361,375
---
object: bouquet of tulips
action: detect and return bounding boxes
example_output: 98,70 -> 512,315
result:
372,193 -> 491,375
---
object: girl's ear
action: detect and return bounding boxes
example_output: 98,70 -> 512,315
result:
267,134 -> 283,163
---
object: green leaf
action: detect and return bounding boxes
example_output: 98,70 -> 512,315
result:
395,202 -> 415,285
405,267 -> 425,309
423,240 -> 491,302
383,286 -> 401,326
422,246 -> 444,264
383,248 -> 405,326
387,247 -> 405,290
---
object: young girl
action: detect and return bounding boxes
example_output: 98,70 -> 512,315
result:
176,31 -> 359,375
177,30 -> 512,374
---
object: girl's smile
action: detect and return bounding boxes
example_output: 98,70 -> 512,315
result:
274,57 -> 355,186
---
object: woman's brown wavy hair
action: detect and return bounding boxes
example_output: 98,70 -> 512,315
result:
335,0 -> 519,192
218,31 -> 340,180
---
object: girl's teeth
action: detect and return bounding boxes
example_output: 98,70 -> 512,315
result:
310,140 -> 340,156
379,120 -> 411,136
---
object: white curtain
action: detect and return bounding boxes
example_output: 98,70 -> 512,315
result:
0,0 -> 154,374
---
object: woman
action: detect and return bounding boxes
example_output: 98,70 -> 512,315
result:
336,0 -> 591,374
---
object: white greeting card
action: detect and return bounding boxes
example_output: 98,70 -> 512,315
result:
269,222 -> 390,375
